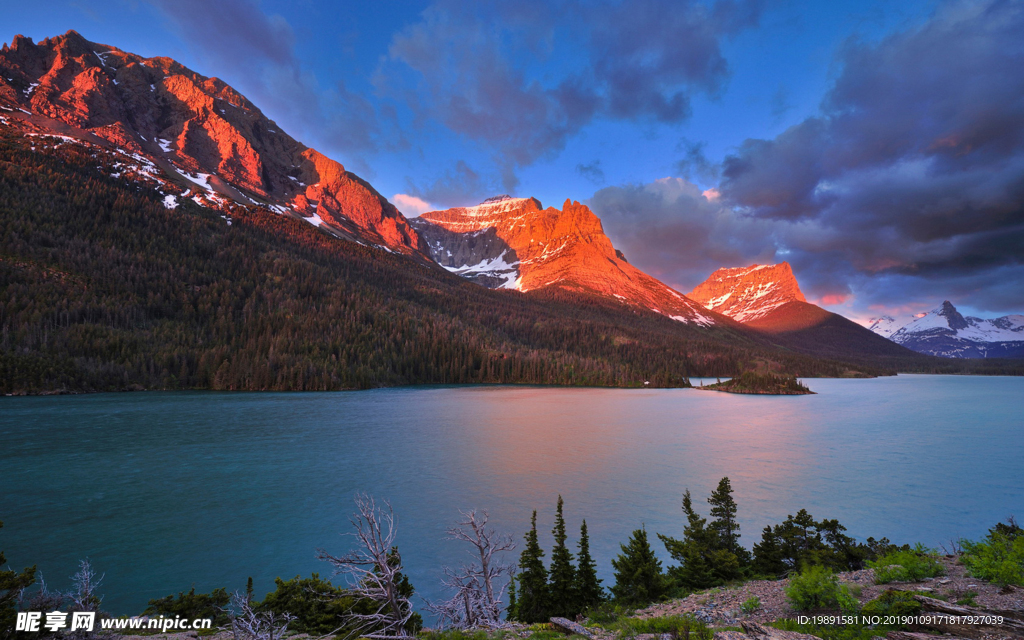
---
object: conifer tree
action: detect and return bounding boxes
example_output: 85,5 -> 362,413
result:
513,511 -> 549,622
610,527 -> 666,606
752,525 -> 786,577
707,477 -> 740,553
574,519 -> 604,612
506,574 -> 518,621
548,496 -> 577,617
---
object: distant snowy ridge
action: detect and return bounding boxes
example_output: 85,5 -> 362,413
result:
868,301 -> 1024,358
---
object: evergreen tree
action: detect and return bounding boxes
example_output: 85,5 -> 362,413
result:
513,511 -> 549,622
506,574 -> 518,621
660,487 -> 742,590
751,525 -> 786,577
574,520 -> 604,612
707,477 -> 740,553
548,496 -> 577,617
610,527 -> 666,607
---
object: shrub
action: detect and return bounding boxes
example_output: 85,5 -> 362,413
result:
256,574 -> 353,635
740,596 -> 761,614
868,544 -> 944,584
615,615 -> 713,640
585,602 -> 632,626
860,590 -> 922,618
785,566 -> 858,613
960,531 -> 1024,587
143,587 -> 231,626
957,590 -> 979,607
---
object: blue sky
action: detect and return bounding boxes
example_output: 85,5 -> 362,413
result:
5,0 -> 1023,322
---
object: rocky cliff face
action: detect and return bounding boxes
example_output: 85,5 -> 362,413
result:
412,196 -> 717,325
688,263 -> 806,322
0,31 -> 426,258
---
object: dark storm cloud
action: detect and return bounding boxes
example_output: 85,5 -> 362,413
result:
590,178 -> 776,290
378,0 -> 763,198
704,0 -> 1024,312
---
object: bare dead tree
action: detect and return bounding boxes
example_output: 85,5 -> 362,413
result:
427,509 -> 516,629
227,590 -> 294,640
68,559 -> 103,612
316,494 -> 416,639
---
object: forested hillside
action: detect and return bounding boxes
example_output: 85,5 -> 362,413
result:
0,130 -> 895,393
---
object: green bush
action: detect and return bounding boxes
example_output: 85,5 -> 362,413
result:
257,574 -> 351,635
860,590 -> 922,618
956,590 -> 978,607
585,602 -> 633,625
143,587 -> 231,626
615,615 -> 713,640
785,566 -> 858,613
961,532 -> 1024,587
868,544 -> 944,584
740,596 -> 761,613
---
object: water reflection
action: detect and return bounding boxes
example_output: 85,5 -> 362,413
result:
1,376 -> 1021,616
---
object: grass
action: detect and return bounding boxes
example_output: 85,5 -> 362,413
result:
615,615 -> 713,640
957,590 -> 979,606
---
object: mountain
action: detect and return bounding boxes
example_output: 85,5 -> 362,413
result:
688,263 -> 807,322
0,30 -> 427,258
1,125 -> 902,394
870,301 -> 1024,358
410,195 -> 719,326
688,263 -> 923,363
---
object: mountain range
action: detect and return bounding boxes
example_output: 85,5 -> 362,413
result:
1,31 -> 1018,393
868,301 -> 1024,358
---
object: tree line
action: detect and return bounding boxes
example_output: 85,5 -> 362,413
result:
0,128 -> 906,395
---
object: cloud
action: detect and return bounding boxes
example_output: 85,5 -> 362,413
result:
148,0 -> 295,68
376,0 -> 763,198
576,160 -> 606,185
675,138 -> 720,183
147,0 -> 388,164
705,0 -> 1024,314
405,160 -> 495,208
392,193 -> 436,217
590,177 -> 777,290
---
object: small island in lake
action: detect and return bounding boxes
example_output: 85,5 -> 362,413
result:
698,371 -> 815,395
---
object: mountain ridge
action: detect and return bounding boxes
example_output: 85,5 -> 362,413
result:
869,301 -> 1024,358
412,196 -> 720,326
0,30 -> 428,259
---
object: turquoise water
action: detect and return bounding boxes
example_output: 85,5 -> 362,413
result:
1,375 -> 1022,615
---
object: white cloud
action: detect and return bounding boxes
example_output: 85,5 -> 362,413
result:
392,193 -> 435,217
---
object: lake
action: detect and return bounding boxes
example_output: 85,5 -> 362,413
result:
1,375 -> 1022,616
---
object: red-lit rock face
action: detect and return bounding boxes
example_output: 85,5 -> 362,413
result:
0,30 -> 426,258
688,262 -> 807,322
413,196 -> 718,326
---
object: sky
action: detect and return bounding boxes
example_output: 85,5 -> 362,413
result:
4,0 -> 1023,323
